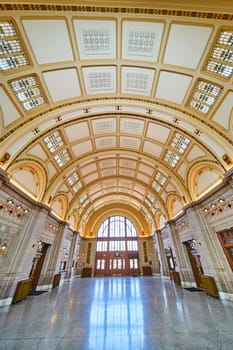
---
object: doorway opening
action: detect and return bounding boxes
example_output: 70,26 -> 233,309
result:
94,216 -> 140,277
184,239 -> 204,288
29,241 -> 49,290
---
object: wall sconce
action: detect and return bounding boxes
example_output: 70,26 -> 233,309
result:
0,239 -> 8,251
218,198 -> 225,203
6,198 -> 14,204
192,236 -> 201,246
0,199 -> 30,219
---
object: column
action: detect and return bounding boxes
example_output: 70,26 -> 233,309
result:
166,221 -> 194,286
155,230 -> 170,278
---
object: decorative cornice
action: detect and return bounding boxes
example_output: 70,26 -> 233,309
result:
1,97 -> 232,147
0,3 -> 233,20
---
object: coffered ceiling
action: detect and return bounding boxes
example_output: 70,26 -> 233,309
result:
0,1 -> 233,234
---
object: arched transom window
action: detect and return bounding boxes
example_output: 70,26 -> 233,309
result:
95,216 -> 139,276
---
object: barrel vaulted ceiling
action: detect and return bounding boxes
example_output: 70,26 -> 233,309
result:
0,1 -> 233,234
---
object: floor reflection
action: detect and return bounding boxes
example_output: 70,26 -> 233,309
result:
88,278 -> 144,349
0,277 -> 233,350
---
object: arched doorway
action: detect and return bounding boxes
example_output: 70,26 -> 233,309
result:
94,216 -> 140,277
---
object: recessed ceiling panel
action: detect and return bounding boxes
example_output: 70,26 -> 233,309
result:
155,71 -> 192,104
47,161 -> 57,180
89,185 -> 101,195
121,66 -> 155,96
80,163 -> 97,176
177,162 -> 187,179
120,137 -> 141,150
73,19 -> 116,60
122,21 -> 164,62
147,123 -> 171,144
28,144 -> 48,161
186,145 -> 206,162
119,159 -> 136,169
64,122 -> 90,143
136,172 -> 150,185
119,180 -> 132,188
22,19 -> 73,64
0,87 -> 20,127
119,169 -> 135,177
95,136 -> 116,149
71,140 -> 93,157
143,141 -> 163,157
82,66 -> 116,94
43,69 -> 81,102
120,118 -> 145,134
134,184 -> 145,193
103,180 -> 116,188
84,173 -> 99,184
92,118 -> 116,134
99,159 -> 117,168
164,24 -> 212,69
101,169 -> 117,177
212,91 -> 233,129
138,163 -> 154,176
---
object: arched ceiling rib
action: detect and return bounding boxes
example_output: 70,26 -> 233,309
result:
0,1 -> 233,234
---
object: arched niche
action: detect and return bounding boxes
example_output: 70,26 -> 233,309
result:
68,211 -> 79,230
51,194 -> 68,220
155,210 -> 167,230
8,161 -> 46,201
167,194 -> 183,219
188,163 -> 223,200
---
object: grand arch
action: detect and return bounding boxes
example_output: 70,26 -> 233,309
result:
0,0 -> 233,304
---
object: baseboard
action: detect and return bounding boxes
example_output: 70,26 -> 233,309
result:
36,284 -> 52,291
0,297 -> 12,307
219,291 -> 233,302
181,281 -> 196,288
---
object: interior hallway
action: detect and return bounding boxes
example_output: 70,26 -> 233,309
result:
0,277 -> 233,350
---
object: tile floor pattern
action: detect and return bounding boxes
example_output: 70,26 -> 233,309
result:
0,277 -> 233,350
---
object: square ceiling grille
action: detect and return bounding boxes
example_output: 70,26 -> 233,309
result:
120,118 -> 144,134
99,159 -> 116,168
0,21 -> 29,71
92,118 -> 116,133
119,160 -> 136,168
83,66 -> 116,94
90,72 -> 111,89
122,21 -> 164,62
120,137 -> 141,149
122,66 -> 154,95
127,31 -> 155,56
95,136 -> 116,148
127,72 -> 149,90
74,20 -> 116,59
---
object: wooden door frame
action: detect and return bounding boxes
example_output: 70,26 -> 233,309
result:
30,243 -> 49,290
183,240 -> 203,288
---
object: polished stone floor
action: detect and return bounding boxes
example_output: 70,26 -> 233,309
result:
0,277 -> 233,350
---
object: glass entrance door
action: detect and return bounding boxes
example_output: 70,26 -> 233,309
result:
94,216 -> 140,277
